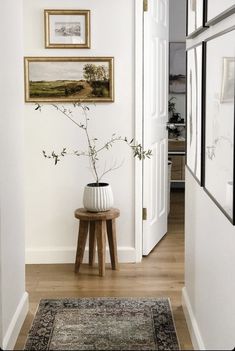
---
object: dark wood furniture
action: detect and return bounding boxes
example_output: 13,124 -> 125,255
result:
168,139 -> 186,183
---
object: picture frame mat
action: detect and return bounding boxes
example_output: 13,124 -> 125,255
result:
206,3 -> 235,26
49,14 -> 86,45
203,27 -> 235,224
44,9 -> 90,49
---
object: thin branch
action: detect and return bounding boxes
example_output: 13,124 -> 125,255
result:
96,136 -> 123,154
98,159 -> 124,182
36,103 -> 152,183
42,148 -> 89,165
81,106 -> 99,183
51,104 -> 84,129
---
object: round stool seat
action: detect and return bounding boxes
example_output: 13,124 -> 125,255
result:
74,208 -> 120,221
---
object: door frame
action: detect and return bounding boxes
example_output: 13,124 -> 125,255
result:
134,0 -> 144,262
134,0 -> 170,261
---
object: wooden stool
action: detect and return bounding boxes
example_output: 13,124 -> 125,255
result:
74,208 -> 120,276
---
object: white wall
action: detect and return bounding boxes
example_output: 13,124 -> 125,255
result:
169,0 -> 186,41
23,0 -> 137,263
0,0 -> 28,349
169,0 -> 186,120
183,12 -> 235,350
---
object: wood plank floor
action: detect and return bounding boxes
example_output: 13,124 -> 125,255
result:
15,191 -> 193,350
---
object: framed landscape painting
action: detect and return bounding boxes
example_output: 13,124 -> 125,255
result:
44,9 -> 90,49
24,57 -> 114,103
186,42 -> 205,184
204,28 -> 235,224
169,42 -> 186,94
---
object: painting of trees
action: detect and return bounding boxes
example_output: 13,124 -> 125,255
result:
83,64 -> 110,97
25,57 -> 114,102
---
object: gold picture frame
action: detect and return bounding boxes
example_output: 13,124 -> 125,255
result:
44,9 -> 90,49
24,57 -> 114,103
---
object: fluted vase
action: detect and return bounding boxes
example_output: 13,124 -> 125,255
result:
83,182 -> 114,212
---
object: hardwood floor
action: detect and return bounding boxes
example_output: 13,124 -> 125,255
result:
15,191 -> 193,350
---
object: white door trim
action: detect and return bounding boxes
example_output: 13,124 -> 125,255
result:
134,0 -> 144,263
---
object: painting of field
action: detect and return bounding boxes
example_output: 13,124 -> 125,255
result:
25,58 -> 114,102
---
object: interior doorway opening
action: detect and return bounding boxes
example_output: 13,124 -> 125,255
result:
141,0 -> 186,257
168,0 -> 186,224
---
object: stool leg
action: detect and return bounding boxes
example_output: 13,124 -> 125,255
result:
75,220 -> 89,273
107,219 -> 119,270
89,221 -> 96,266
96,220 -> 106,277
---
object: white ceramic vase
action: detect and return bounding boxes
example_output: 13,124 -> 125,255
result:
83,183 -> 114,212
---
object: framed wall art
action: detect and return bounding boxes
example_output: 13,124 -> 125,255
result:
169,42 -> 186,94
44,9 -> 90,49
206,0 -> 235,26
187,0 -> 208,38
221,57 -> 235,103
186,42 -> 205,184
204,27 -> 235,224
24,57 -> 114,103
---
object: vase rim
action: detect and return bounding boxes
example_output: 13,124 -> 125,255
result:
86,182 -> 109,187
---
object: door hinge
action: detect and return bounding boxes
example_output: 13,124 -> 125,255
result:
143,0 -> 148,12
143,207 -> 147,220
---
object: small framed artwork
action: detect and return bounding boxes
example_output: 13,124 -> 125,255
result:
24,57 -> 114,103
186,42 -> 205,184
169,42 -> 186,94
204,27 -> 235,224
206,0 -> 235,26
220,57 -> 235,103
44,9 -> 90,49
187,0 -> 208,38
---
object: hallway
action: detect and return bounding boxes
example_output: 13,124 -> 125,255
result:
15,192 -> 193,350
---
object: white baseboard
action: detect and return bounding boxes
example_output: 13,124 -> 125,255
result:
3,292 -> 29,350
182,287 -> 206,350
26,246 -> 136,264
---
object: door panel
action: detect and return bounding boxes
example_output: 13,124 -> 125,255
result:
151,39 -> 158,116
159,39 -> 167,116
143,0 -> 169,255
150,143 -> 157,222
159,138 -> 167,216
159,0 -> 167,26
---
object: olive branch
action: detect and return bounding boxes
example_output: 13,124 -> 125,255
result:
36,103 -> 152,184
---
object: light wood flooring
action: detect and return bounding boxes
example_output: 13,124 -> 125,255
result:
15,191 -> 193,350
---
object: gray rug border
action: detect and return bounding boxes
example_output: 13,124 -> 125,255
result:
24,297 -> 181,351
166,297 -> 181,350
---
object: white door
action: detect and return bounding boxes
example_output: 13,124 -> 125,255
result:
143,0 -> 169,255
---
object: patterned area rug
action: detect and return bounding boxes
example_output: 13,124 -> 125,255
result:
24,298 -> 180,350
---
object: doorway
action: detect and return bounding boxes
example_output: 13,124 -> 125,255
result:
140,0 -> 186,258
168,0 -> 186,231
